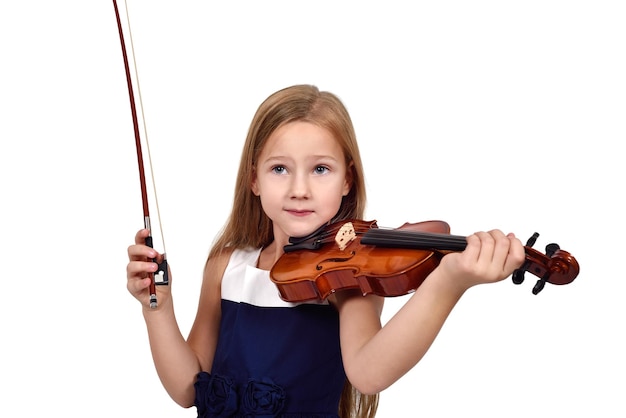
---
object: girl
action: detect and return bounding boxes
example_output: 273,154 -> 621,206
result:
126,84 -> 525,417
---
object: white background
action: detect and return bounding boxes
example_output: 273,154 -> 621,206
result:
1,1 -> 624,417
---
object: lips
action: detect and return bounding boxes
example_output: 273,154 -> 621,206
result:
286,209 -> 313,217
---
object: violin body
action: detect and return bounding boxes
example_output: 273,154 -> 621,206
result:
270,219 -> 579,303
271,220 -> 452,302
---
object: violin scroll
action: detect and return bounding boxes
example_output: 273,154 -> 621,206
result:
512,233 -> 579,295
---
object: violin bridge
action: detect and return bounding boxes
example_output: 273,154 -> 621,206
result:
335,222 -> 357,251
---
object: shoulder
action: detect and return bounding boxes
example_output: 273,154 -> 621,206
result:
191,247 -> 235,323
202,246 -> 262,291
202,246 -> 236,289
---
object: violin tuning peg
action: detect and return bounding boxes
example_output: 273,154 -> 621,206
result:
512,269 -> 525,285
526,232 -> 540,247
545,243 -> 560,257
532,279 -> 546,295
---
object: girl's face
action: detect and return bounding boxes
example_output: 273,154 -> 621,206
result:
252,121 -> 351,246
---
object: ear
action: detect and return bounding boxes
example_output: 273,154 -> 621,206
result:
342,161 -> 354,196
251,167 -> 260,196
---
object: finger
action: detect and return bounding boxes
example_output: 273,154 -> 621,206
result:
134,228 -> 150,245
504,233 -> 526,273
127,236 -> 158,261
130,229 -> 164,262
464,232 -> 482,262
127,275 -> 153,297
487,229 -> 512,271
474,231 -> 496,264
126,260 -> 158,279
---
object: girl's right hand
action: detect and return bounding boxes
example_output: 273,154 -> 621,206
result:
126,229 -> 172,309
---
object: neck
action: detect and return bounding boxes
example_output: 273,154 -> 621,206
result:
258,240 -> 285,270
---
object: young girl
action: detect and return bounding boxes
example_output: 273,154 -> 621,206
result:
126,84 -> 525,417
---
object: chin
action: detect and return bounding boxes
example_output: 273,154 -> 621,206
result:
280,219 -> 327,240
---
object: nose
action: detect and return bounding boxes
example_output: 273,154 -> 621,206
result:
289,171 -> 311,199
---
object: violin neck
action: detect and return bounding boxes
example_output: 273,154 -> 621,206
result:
361,229 -> 467,252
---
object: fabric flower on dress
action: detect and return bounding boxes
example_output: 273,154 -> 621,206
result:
194,371 -> 238,417
241,377 -> 286,416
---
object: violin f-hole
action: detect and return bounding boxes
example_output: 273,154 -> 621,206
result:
316,251 -> 357,271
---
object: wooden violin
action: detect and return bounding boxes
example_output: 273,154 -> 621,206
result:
269,219 -> 580,302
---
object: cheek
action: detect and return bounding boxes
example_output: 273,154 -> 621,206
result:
324,183 -> 348,207
256,183 -> 282,207
251,173 -> 275,197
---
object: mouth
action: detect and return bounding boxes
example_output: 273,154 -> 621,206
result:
285,209 -> 314,217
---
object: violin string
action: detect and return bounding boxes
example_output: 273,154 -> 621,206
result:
369,230 -> 466,246
308,222 -> 467,251
363,229 -> 467,250
123,0 -> 167,255
367,229 -> 466,243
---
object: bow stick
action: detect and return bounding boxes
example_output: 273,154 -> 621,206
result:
113,0 -> 169,308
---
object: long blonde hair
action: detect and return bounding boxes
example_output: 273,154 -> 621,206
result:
208,84 -> 378,417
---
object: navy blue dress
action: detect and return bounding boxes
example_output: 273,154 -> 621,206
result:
194,248 -> 346,417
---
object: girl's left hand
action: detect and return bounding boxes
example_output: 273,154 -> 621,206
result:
438,229 -> 525,290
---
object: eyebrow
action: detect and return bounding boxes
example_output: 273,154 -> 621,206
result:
263,155 -> 340,163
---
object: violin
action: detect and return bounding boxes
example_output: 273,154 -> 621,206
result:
269,219 -> 580,303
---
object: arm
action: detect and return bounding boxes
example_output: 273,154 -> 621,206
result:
335,230 -> 525,395
126,229 -> 228,407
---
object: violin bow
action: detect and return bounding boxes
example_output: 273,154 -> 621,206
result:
112,0 -> 169,308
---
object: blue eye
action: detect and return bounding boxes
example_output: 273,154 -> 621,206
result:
314,166 -> 329,174
272,166 -> 286,174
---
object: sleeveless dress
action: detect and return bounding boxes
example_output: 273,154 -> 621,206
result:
194,248 -> 346,418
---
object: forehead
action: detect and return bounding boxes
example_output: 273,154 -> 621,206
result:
260,121 -> 344,159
